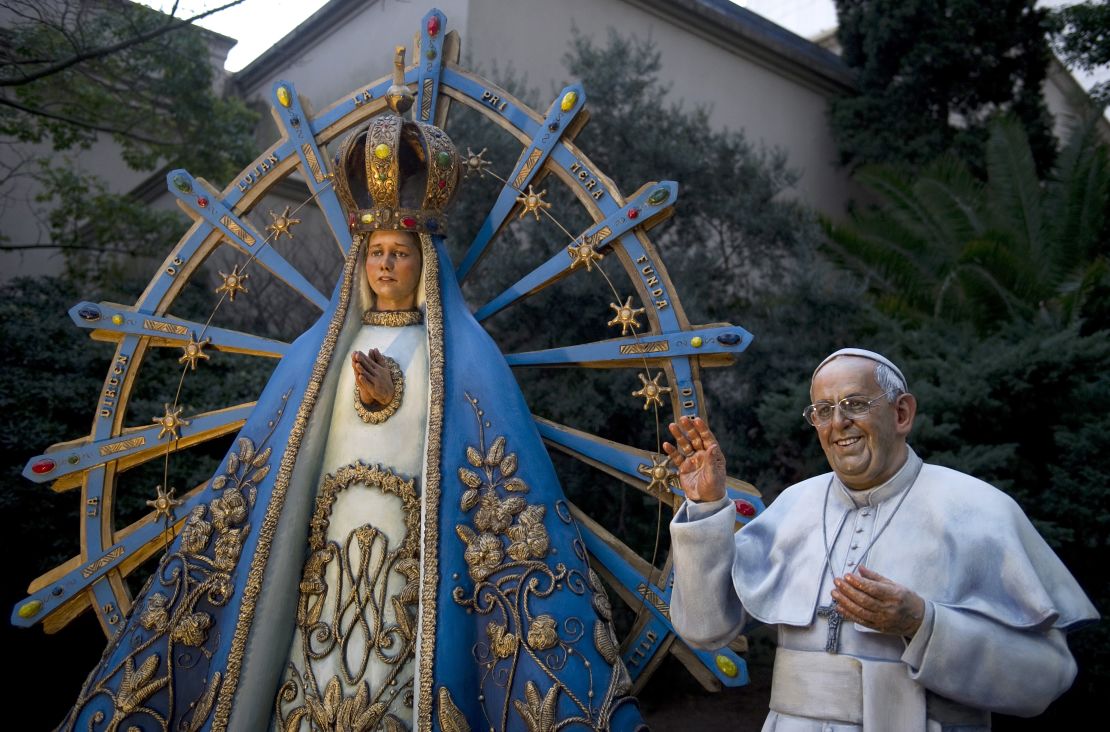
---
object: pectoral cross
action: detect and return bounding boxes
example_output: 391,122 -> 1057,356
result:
816,603 -> 842,653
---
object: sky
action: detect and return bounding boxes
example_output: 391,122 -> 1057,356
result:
137,0 -> 1106,92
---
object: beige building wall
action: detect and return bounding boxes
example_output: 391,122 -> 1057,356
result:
0,11 -> 238,282
233,0 -> 854,217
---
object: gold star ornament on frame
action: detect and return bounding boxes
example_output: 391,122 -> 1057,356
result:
266,206 -> 302,240
608,296 -> 645,336
637,454 -> 677,497
146,484 -> 183,520
153,404 -> 190,441
567,232 -> 604,272
215,264 -> 249,302
179,334 -> 212,371
464,146 -> 491,178
515,185 -> 552,221
632,372 -> 671,410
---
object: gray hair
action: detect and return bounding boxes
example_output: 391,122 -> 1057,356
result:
875,363 -> 907,402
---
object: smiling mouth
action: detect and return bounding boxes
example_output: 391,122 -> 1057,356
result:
834,436 -> 862,447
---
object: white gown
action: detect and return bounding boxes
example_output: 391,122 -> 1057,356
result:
276,321 -> 428,729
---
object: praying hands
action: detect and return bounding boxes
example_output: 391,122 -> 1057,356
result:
352,348 -> 395,407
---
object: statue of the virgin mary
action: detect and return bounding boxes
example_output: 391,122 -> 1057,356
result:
62,89 -> 644,732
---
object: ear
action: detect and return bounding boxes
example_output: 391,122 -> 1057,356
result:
893,392 -> 917,437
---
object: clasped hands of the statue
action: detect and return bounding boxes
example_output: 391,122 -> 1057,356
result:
664,415 -> 925,639
352,348 -> 395,407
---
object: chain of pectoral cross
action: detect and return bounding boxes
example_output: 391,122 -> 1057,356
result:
816,462 -> 922,653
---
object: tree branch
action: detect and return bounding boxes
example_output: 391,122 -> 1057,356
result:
0,95 -> 168,145
0,0 -> 246,87
0,242 -> 142,253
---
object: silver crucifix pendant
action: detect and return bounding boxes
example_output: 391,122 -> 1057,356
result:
816,603 -> 842,653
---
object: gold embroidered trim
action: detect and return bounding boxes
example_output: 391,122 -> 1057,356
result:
211,235 -> 364,731
362,309 -> 423,327
416,232 -> 445,730
354,356 -> 404,424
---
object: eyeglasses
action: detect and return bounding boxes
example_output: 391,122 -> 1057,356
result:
802,391 -> 895,426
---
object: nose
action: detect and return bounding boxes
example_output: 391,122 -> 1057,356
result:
831,405 -> 854,429
379,254 -> 394,270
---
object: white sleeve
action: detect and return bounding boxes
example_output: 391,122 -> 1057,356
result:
901,601 -> 1077,717
668,497 -> 747,650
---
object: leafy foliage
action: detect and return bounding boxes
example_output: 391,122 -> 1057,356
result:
823,115 -> 1110,331
0,0 -> 257,278
0,0 -> 255,178
830,0 -> 1057,175
1051,0 -> 1110,106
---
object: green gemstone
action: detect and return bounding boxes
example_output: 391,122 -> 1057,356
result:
172,175 -> 191,193
647,187 -> 668,206
435,151 -> 451,167
426,48 -> 437,60
715,654 -> 738,678
67,455 -> 79,465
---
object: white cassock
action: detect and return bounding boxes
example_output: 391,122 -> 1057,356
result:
669,448 -> 1098,732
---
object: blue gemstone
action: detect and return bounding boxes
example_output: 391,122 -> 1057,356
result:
290,116 -> 300,128
78,305 -> 101,321
717,333 -> 742,346
426,219 -> 438,231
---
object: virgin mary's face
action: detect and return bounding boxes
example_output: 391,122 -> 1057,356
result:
365,230 -> 421,310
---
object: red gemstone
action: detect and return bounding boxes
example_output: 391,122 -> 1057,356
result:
427,16 -> 440,36
438,179 -> 447,189
401,216 -> 417,228
31,459 -> 56,475
627,207 -> 639,219
735,500 -> 756,517
197,197 -> 209,208
348,212 -> 357,228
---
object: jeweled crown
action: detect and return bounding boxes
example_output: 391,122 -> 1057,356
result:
333,48 -> 461,235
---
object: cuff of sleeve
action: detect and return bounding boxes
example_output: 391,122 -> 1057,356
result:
678,495 -> 732,523
901,599 -> 935,671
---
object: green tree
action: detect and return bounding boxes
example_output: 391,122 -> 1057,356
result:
1051,0 -> 1110,106
0,0 -> 257,282
830,0 -> 1056,175
823,115 -> 1110,331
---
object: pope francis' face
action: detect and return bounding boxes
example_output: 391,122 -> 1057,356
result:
809,356 -> 916,491
366,229 -> 421,310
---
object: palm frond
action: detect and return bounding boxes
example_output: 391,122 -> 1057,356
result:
985,116 -> 1044,261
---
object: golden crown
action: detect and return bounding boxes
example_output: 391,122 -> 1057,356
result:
334,49 -> 461,235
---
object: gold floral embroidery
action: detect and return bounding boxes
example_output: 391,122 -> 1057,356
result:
527,615 -> 558,651
171,612 -> 213,647
181,506 -> 212,553
115,655 -> 169,717
140,592 -> 169,633
512,682 -> 559,732
353,356 -> 404,424
450,394 -> 630,732
437,687 -> 471,732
